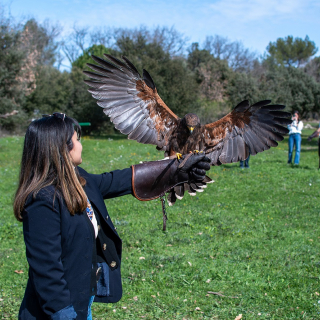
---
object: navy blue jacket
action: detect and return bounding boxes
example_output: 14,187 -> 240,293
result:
19,166 -> 132,320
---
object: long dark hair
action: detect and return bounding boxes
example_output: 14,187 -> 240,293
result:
13,114 -> 87,221
293,110 -> 301,122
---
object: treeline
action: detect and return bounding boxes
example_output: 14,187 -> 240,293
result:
1,11 -> 320,134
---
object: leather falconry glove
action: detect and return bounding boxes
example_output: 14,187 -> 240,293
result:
308,131 -> 320,141
132,153 -> 211,201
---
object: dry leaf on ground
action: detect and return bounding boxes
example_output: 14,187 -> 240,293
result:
14,270 -> 23,274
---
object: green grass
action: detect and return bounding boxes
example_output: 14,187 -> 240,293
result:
1,131 -> 320,319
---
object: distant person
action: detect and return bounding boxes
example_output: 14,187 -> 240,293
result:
307,122 -> 320,168
240,153 -> 250,169
13,113 -> 210,320
287,111 -> 303,165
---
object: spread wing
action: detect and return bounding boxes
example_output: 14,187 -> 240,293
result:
202,100 -> 291,165
84,54 -> 179,149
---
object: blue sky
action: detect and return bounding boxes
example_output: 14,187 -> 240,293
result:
5,0 -> 320,63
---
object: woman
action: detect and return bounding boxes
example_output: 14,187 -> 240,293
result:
13,113 -> 210,320
287,111 -> 303,165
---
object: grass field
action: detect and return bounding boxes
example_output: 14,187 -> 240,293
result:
1,129 -> 320,319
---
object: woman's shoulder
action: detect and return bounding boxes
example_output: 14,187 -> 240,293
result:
25,185 -> 62,209
77,166 -> 100,184
22,186 -> 65,223
77,166 -> 88,175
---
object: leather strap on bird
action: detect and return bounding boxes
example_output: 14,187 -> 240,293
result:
160,195 -> 168,231
178,152 -> 193,169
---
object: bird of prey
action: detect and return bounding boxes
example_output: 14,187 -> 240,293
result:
84,54 -> 291,204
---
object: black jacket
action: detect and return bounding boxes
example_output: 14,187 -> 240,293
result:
19,166 -> 132,320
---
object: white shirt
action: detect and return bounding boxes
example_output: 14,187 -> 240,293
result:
92,211 -> 98,238
288,120 -> 303,135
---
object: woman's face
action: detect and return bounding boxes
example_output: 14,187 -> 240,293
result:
69,131 -> 83,166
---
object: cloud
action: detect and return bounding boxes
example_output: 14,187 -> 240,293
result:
208,0 -> 319,21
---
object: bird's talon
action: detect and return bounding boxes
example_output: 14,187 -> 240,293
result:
176,153 -> 183,160
193,150 -> 200,154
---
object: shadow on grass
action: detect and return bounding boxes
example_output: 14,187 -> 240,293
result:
219,165 -> 243,171
287,164 -> 317,170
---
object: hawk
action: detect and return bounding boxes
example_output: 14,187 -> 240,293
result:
84,54 -> 291,204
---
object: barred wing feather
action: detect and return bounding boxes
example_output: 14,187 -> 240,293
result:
202,100 -> 291,165
84,54 -> 179,150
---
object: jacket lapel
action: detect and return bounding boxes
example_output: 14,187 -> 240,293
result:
84,183 -> 121,240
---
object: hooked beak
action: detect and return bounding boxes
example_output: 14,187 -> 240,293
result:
188,126 -> 194,133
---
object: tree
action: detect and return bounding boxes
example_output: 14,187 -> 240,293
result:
113,26 -> 187,58
227,72 -> 261,107
69,66 -> 113,133
62,25 -> 90,65
203,35 -> 258,72
72,44 -> 110,70
187,43 -> 212,71
266,35 -> 318,67
0,10 -> 26,132
90,26 -> 114,48
69,45 -> 118,133
0,11 -> 63,133
15,19 -> 61,99
250,66 -> 320,118
22,19 -> 61,66
149,26 -> 187,57
188,43 -> 231,102
226,65 -> 320,118
24,66 -> 73,117
281,67 -> 320,117
63,25 -> 187,67
305,56 -> 320,83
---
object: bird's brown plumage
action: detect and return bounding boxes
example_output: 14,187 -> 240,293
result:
85,54 -> 291,204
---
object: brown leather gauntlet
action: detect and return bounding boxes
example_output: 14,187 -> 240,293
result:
132,153 -> 211,201
132,158 -> 186,201
308,131 -> 320,141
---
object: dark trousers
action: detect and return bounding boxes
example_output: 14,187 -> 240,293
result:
240,154 -> 250,168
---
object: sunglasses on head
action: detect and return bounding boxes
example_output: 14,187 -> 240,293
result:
42,112 -> 66,121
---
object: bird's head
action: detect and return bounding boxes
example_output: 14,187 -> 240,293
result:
183,113 -> 200,134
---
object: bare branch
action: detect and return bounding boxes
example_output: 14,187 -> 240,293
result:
203,35 -> 258,72
152,26 -> 188,56
0,110 -> 18,118
61,24 -> 90,63
61,41 -> 79,64
90,26 -> 114,48
73,24 -> 89,52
